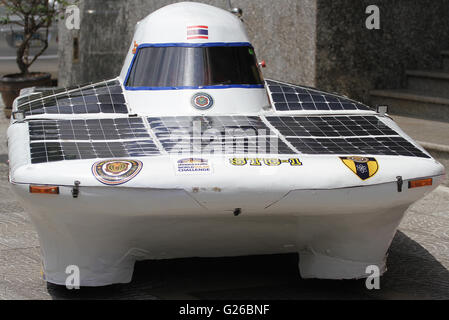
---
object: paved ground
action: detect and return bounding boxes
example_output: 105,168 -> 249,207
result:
0,97 -> 448,300
393,115 -> 449,186
393,115 -> 449,146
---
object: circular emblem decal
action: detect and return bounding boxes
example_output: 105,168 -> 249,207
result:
191,92 -> 214,110
92,160 -> 143,185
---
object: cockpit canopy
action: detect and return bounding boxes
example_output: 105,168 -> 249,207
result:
125,44 -> 263,89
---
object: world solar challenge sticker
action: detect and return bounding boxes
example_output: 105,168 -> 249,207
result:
92,159 -> 143,185
176,158 -> 212,175
191,92 -> 214,110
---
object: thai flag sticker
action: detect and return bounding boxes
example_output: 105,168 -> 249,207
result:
187,25 -> 209,40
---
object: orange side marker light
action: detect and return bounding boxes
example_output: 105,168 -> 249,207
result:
408,178 -> 433,189
132,41 -> 139,54
29,185 -> 60,195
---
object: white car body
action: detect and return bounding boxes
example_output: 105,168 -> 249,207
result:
7,2 -> 445,286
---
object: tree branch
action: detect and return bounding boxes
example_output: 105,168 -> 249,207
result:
28,24 -> 49,66
4,0 -> 71,75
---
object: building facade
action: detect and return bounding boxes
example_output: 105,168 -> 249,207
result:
59,0 -> 449,103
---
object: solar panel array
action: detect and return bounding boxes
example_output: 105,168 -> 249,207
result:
17,80 -> 128,116
159,136 -> 293,155
286,137 -> 429,157
26,114 -> 430,163
266,116 -> 399,137
265,80 -> 372,112
266,115 -> 429,158
28,118 -> 149,141
30,140 -> 160,164
148,116 -> 272,139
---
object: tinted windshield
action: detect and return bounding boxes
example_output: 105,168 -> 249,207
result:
125,46 -> 263,88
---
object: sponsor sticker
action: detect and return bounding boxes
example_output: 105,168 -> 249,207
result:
230,158 -> 303,167
191,92 -> 214,110
340,156 -> 379,180
177,158 -> 211,174
92,159 -> 143,185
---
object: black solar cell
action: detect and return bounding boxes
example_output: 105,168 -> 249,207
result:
30,140 -> 160,164
28,118 -> 149,141
148,116 -> 273,139
287,136 -> 430,158
159,136 -> 293,155
16,87 -> 69,106
265,80 -> 372,112
267,116 -> 398,137
17,80 -> 128,116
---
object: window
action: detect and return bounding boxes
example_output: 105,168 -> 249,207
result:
125,45 -> 263,89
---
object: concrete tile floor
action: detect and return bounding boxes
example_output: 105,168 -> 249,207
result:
393,115 -> 449,146
0,178 -> 448,300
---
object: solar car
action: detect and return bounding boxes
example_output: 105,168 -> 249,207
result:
7,2 -> 445,286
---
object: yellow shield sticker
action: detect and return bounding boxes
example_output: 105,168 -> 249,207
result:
340,156 -> 379,180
